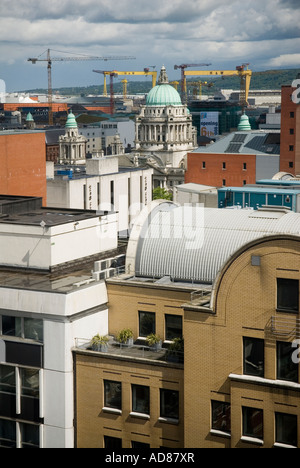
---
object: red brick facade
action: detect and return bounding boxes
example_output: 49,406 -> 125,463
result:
185,152 -> 256,187
280,85 -> 298,174
0,132 -> 47,204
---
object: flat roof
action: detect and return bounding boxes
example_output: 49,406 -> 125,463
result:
0,207 -> 112,227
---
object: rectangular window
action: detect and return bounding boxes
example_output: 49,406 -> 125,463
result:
211,401 -> 231,434
104,436 -> 122,449
104,380 -> 122,411
275,413 -> 297,447
139,311 -> 155,337
202,161 -> 206,169
160,389 -> 179,420
243,338 -> 264,377
277,341 -> 298,383
243,163 -> 247,170
242,407 -> 263,440
20,422 -> 39,448
290,128 -> 294,135
0,419 -> 16,448
132,441 -> 150,448
0,365 -> 15,395
222,162 -> 226,170
290,112 -> 295,118
132,384 -> 150,415
277,278 -> 299,312
289,146 -> 294,152
110,180 -> 114,208
222,179 -> 226,186
1,316 -> 43,342
165,315 -> 182,341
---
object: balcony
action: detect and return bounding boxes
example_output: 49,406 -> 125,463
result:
74,336 -> 184,367
270,316 -> 300,340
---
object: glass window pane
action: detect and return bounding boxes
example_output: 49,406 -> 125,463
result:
20,423 -> 39,448
104,381 -> 122,410
160,389 -> 179,420
242,407 -> 263,440
277,342 -> 298,383
211,401 -> 231,434
276,413 -> 297,447
139,311 -> 155,337
104,436 -> 122,449
132,384 -> 150,415
2,316 -> 21,337
21,368 -> 40,398
24,319 -> 43,342
243,338 -> 264,377
277,279 -> 299,312
0,365 -> 16,394
0,419 -> 16,448
165,315 -> 182,341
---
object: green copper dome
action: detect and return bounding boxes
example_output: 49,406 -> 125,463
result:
238,113 -> 251,131
26,112 -> 34,122
65,111 -> 78,128
146,66 -> 182,106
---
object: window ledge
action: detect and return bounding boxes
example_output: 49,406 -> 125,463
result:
130,412 -> 150,420
229,374 -> 300,391
210,429 -> 231,439
158,417 -> 179,425
102,407 -> 122,415
241,436 -> 264,446
273,442 -> 297,449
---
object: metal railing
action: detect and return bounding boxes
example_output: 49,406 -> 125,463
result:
270,316 -> 300,339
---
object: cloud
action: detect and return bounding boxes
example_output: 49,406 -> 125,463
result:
268,53 -> 300,67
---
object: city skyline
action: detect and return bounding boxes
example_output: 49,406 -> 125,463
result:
0,0 -> 300,92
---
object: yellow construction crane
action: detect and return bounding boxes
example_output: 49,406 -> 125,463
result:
183,64 -> 252,109
187,81 -> 214,98
170,81 -> 179,90
121,79 -> 128,98
174,63 -> 211,101
93,68 -> 158,114
28,49 -> 135,125
94,68 -> 157,96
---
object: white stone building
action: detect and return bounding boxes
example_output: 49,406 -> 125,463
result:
134,66 -> 197,190
59,112 -> 87,165
0,195 -> 122,448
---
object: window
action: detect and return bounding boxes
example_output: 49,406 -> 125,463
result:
277,278 -> 299,312
104,436 -> 122,449
132,384 -> 150,415
243,163 -> 247,170
1,316 -> 43,342
104,381 -> 122,411
160,389 -> 179,420
222,162 -> 226,170
0,365 -> 15,395
277,341 -> 298,383
289,146 -> 294,152
202,161 -> 206,169
0,419 -> 39,448
242,407 -> 263,440
165,315 -> 182,341
222,179 -> 226,186
243,338 -> 264,377
211,401 -> 231,434
275,413 -> 297,447
289,162 -> 294,168
110,180 -> 114,208
290,128 -> 294,135
139,311 -> 155,337
132,441 -> 150,448
290,112 -> 295,118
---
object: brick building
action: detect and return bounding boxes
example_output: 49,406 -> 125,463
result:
280,84 -> 300,175
185,129 -> 280,187
73,201 -> 300,448
0,130 -> 47,204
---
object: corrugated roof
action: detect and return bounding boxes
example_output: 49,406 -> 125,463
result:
132,205 -> 300,283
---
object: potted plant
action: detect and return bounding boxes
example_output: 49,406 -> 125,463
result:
166,337 -> 184,363
146,333 -> 162,351
116,328 -> 134,347
91,334 -> 110,352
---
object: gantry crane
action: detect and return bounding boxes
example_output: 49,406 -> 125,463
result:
183,64 -> 252,109
174,63 -> 211,101
170,81 -> 179,90
28,49 -> 135,125
121,79 -> 128,98
187,81 -> 214,99
93,69 -> 158,114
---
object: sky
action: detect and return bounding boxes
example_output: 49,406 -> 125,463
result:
0,0 -> 300,92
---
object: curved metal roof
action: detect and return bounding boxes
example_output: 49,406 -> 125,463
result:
128,203 -> 300,284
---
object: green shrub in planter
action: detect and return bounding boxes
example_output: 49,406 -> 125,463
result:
116,328 -> 134,346
146,333 -> 162,351
91,334 -> 109,352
